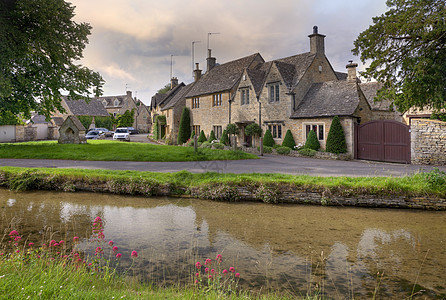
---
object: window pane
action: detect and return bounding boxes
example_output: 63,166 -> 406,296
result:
306,125 -> 310,137
246,90 -> 249,104
268,125 -> 272,133
278,125 -> 282,138
270,86 -> 274,102
319,125 -> 324,140
273,125 -> 277,138
241,90 -> 245,105
312,125 -> 317,133
275,85 -> 279,101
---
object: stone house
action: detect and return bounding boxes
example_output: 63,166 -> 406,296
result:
97,91 -> 151,133
52,96 -> 110,130
58,115 -> 86,144
185,27 -> 400,155
150,78 -> 196,142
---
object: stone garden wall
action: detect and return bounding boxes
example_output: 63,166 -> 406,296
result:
411,119 -> 446,165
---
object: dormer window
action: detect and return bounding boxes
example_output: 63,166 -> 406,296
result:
114,99 -> 119,107
102,100 -> 107,107
267,82 -> 280,103
240,88 -> 249,105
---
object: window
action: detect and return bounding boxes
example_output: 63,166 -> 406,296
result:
268,83 -> 280,102
305,124 -> 324,141
240,88 -> 249,105
268,124 -> 282,139
213,126 -> 222,139
192,97 -> 200,109
212,94 -> 222,106
114,99 -> 119,107
192,125 -> 200,135
102,100 -> 107,107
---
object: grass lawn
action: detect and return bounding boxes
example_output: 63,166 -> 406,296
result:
0,140 -> 257,162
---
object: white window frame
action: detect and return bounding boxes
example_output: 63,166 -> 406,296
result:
267,124 -> 283,139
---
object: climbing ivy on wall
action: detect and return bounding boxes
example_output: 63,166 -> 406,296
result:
153,114 -> 166,140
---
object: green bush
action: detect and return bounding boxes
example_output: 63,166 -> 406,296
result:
212,142 -> 225,149
276,146 -> 291,155
208,130 -> 217,142
190,130 -> 195,139
197,130 -> 207,143
272,144 -> 281,149
177,107 -> 191,144
298,148 -> 317,157
326,116 -> 347,154
263,129 -> 275,147
225,123 -> 239,135
257,145 -> 272,153
220,130 -> 229,145
201,141 -> 211,148
304,130 -> 320,151
281,129 -> 296,149
245,123 -> 262,137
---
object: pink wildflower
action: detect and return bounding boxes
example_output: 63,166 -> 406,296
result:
59,240 -> 65,245
28,242 -> 34,247
94,216 -> 102,222
195,272 -> 200,277
116,253 -> 122,259
208,275 -> 212,279
211,269 -> 215,274
131,251 -> 138,258
54,243 -> 59,247
205,267 -> 209,273
9,230 -> 18,237
15,250 -> 20,253
229,267 -> 235,273
222,269 -> 228,275
195,262 -> 202,269
195,280 -> 199,284
216,254 -> 222,263
14,236 -> 21,241
112,246 -> 118,253
205,258 -> 212,265
235,273 -> 240,278
50,240 -> 56,247
108,240 -> 114,246
73,236 -> 79,242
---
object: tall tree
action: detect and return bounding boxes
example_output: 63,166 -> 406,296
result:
0,0 -> 104,119
352,0 -> 445,112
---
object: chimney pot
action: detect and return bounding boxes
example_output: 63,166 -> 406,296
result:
308,26 -> 325,55
346,61 -> 358,82
206,49 -> 216,72
194,63 -> 202,82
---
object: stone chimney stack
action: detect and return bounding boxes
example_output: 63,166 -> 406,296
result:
308,26 -> 326,55
170,77 -> 178,89
126,91 -> 132,98
206,49 -> 216,72
194,63 -> 202,82
346,60 -> 358,82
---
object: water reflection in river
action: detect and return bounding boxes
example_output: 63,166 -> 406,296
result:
1,189 -> 445,298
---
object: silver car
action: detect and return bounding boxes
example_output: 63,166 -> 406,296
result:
113,127 -> 130,141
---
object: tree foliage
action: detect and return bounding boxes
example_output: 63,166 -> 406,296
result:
0,0 -> 104,119
263,129 -> 275,147
281,130 -> 296,149
157,83 -> 171,94
244,123 -> 262,137
220,129 -> 229,145
152,114 -> 166,140
0,111 -> 24,125
326,116 -> 347,154
116,109 -> 135,127
304,130 -> 320,151
197,130 -> 207,143
177,107 -> 191,144
225,123 -> 239,135
352,0 -> 446,112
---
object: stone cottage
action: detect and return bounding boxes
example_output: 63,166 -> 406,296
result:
185,26 -> 400,155
58,115 -> 86,144
97,91 -> 152,133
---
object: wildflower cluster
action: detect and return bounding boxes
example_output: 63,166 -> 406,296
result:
254,183 -> 281,204
194,254 -> 240,295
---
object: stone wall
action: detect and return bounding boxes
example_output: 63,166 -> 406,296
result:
411,119 -> 446,165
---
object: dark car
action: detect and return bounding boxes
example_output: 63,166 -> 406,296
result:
127,127 -> 139,134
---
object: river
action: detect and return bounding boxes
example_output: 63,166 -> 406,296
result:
1,189 -> 445,298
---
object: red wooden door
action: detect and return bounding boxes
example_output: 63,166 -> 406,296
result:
356,120 -> 410,163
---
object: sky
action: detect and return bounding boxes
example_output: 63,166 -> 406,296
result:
70,0 -> 389,106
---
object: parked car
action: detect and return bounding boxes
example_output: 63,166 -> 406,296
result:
113,127 -> 130,141
86,130 -> 102,140
127,127 -> 139,134
95,128 -> 114,137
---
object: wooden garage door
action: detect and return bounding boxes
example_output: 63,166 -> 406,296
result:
356,120 -> 410,164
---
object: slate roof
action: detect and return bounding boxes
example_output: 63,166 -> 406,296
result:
187,53 -> 263,97
62,96 -> 109,117
52,117 -> 64,126
359,82 -> 393,110
291,81 -> 359,118
335,71 -> 348,81
30,114 -> 50,124
275,52 -> 316,88
150,93 -> 167,108
66,115 -> 86,131
97,95 -> 128,107
246,67 -> 268,97
162,83 -> 195,111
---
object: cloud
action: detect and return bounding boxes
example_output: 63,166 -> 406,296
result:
70,0 -> 388,105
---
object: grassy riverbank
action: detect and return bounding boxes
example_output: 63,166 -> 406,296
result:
0,166 -> 445,201
0,140 -> 257,161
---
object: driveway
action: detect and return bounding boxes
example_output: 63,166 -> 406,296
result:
1,155 -> 444,177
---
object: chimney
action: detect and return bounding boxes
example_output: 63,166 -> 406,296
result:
346,60 -> 358,82
206,49 -> 216,72
170,77 -> 178,89
308,26 -> 326,55
126,91 -> 132,98
193,63 -> 202,82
